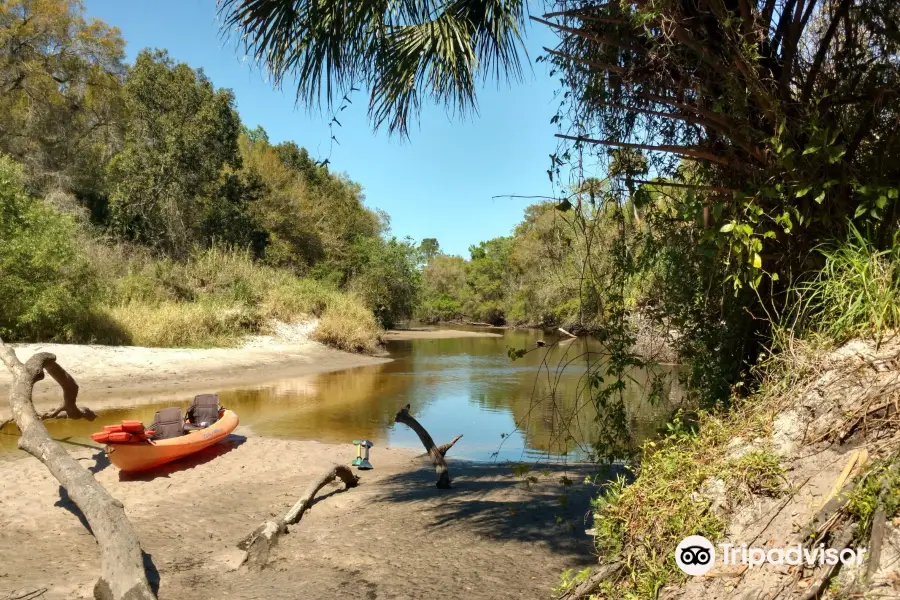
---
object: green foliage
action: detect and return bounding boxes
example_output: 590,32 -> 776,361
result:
590,407 -> 783,599
107,49 -> 242,257
0,1 -> 418,351
790,224 -> 900,344
846,459 -> 900,540
91,245 -> 381,349
347,237 -> 421,328
0,155 -> 101,341
0,0 -> 126,196
218,0 -> 527,135
416,254 -> 469,322
418,237 -> 440,261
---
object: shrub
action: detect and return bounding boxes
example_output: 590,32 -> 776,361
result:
0,155 -> 101,341
312,294 -> 382,353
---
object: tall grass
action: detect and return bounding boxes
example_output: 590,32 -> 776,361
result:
791,225 -> 900,344
76,243 -> 382,351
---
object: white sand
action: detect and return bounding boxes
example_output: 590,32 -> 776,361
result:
0,320 -> 390,413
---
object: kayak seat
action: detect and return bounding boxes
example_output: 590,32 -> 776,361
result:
186,394 -> 221,428
149,407 -> 185,440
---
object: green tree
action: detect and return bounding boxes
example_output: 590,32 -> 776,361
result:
107,49 -> 242,257
0,155 -> 99,341
418,238 -> 441,262
348,237 -> 422,328
417,254 -> 469,322
0,0 -> 126,197
466,237 -> 513,324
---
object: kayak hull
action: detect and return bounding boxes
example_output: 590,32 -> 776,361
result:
107,410 -> 239,472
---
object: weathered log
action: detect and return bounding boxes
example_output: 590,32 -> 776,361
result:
0,339 -> 155,600
556,561 -> 624,600
558,327 -> 577,338
238,464 -> 359,569
394,404 -> 459,489
797,523 -> 857,600
0,353 -> 96,432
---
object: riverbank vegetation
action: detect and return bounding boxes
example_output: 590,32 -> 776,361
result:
0,0 -> 422,351
220,0 -> 900,597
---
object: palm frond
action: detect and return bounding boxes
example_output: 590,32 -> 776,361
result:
217,0 -> 527,135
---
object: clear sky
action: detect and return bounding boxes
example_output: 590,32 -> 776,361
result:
82,0 -> 564,257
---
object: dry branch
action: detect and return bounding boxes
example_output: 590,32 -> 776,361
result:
0,354 -> 96,431
556,561 -> 624,600
624,179 -> 738,194
797,523 -> 857,600
542,47 -> 625,73
436,434 -> 463,457
0,338 -> 155,600
530,16 -> 646,55
238,464 -> 359,569
394,404 -> 460,489
555,133 -> 731,165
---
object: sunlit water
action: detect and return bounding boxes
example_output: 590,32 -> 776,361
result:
1,327 -> 682,462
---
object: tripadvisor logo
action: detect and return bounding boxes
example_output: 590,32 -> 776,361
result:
675,535 -> 868,576
676,536 -> 716,576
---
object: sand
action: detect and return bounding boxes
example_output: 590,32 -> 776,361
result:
383,328 -> 503,341
0,321 -> 391,414
0,433 -> 603,600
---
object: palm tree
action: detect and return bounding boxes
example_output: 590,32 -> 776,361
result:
217,0 -> 527,136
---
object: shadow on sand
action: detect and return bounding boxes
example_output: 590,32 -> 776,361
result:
373,459 -> 629,560
118,434 -> 247,482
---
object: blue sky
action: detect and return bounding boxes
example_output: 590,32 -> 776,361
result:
83,0 -> 565,257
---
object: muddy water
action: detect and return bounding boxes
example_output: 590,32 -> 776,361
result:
1,328 -> 680,461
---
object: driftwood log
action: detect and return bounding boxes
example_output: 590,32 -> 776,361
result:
394,404 -> 462,489
0,350 -> 96,432
556,561 -> 624,600
0,339 -> 156,600
238,464 -> 359,569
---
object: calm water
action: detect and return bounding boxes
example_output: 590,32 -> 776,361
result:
1,327 -> 681,461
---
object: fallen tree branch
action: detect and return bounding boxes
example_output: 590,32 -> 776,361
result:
238,464 -> 359,569
556,561 -> 624,600
0,353 -> 95,432
395,404 -> 459,489
0,338 -> 155,600
797,523 -> 857,600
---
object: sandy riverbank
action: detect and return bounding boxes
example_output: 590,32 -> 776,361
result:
382,328 -> 503,341
0,321 -> 392,414
0,324 -> 508,417
0,433 -> 602,599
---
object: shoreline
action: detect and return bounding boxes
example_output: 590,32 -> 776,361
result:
0,339 -> 392,414
0,326 -> 508,415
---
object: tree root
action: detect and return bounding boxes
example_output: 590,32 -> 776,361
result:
238,464 -> 359,569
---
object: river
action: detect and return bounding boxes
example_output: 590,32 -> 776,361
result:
1,327 -> 681,461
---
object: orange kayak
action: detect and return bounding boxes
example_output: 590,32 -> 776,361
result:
106,410 -> 239,472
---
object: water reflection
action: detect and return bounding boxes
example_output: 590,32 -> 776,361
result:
0,328 -> 682,461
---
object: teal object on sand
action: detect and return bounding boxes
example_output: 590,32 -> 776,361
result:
352,439 -> 374,469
